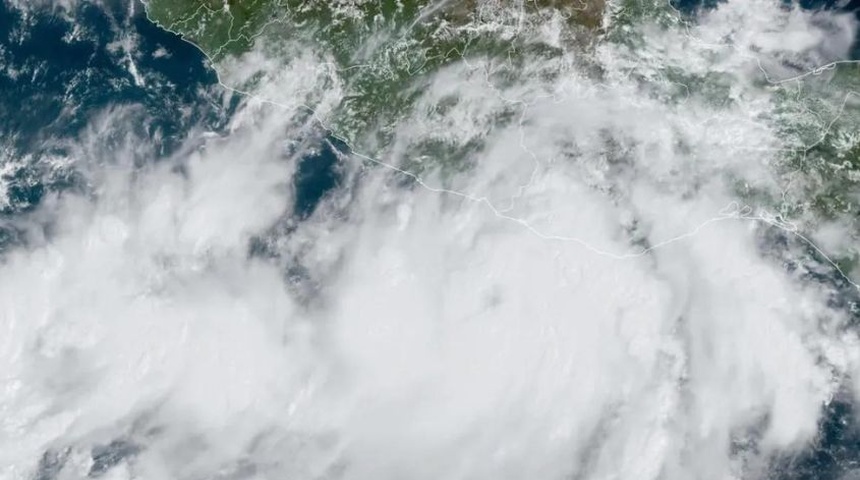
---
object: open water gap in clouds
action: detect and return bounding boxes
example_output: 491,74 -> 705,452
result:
1,1 -> 860,480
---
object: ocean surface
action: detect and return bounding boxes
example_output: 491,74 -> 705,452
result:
674,0 -> 860,58
1,1 -> 859,478
0,0 -> 342,239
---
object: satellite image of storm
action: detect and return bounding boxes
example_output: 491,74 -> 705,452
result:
6,0 -> 860,479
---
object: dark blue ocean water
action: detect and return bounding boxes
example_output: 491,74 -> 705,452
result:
293,135 -> 346,220
672,0 -> 860,13
0,0 -> 342,225
673,0 -> 860,58
0,1 -> 857,478
675,0 -> 860,60
0,0 -> 221,153
0,0 -> 226,220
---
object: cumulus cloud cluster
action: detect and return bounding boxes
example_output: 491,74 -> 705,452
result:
2,1 -> 860,479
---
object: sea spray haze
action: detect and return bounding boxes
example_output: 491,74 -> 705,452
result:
2,0 -> 860,479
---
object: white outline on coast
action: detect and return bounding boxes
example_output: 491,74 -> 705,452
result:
141,0 -> 860,289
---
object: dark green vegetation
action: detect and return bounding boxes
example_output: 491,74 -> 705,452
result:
145,0 -> 276,58
145,1 -> 608,60
146,0 -> 860,266
771,65 -> 860,216
768,64 -> 860,266
145,0 -> 609,158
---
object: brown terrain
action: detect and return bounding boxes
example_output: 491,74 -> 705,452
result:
440,0 -> 606,30
532,0 -> 606,29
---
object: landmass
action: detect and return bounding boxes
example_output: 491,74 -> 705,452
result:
145,0 -> 860,271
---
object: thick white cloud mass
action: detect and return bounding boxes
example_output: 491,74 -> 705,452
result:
2,1 -> 860,479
